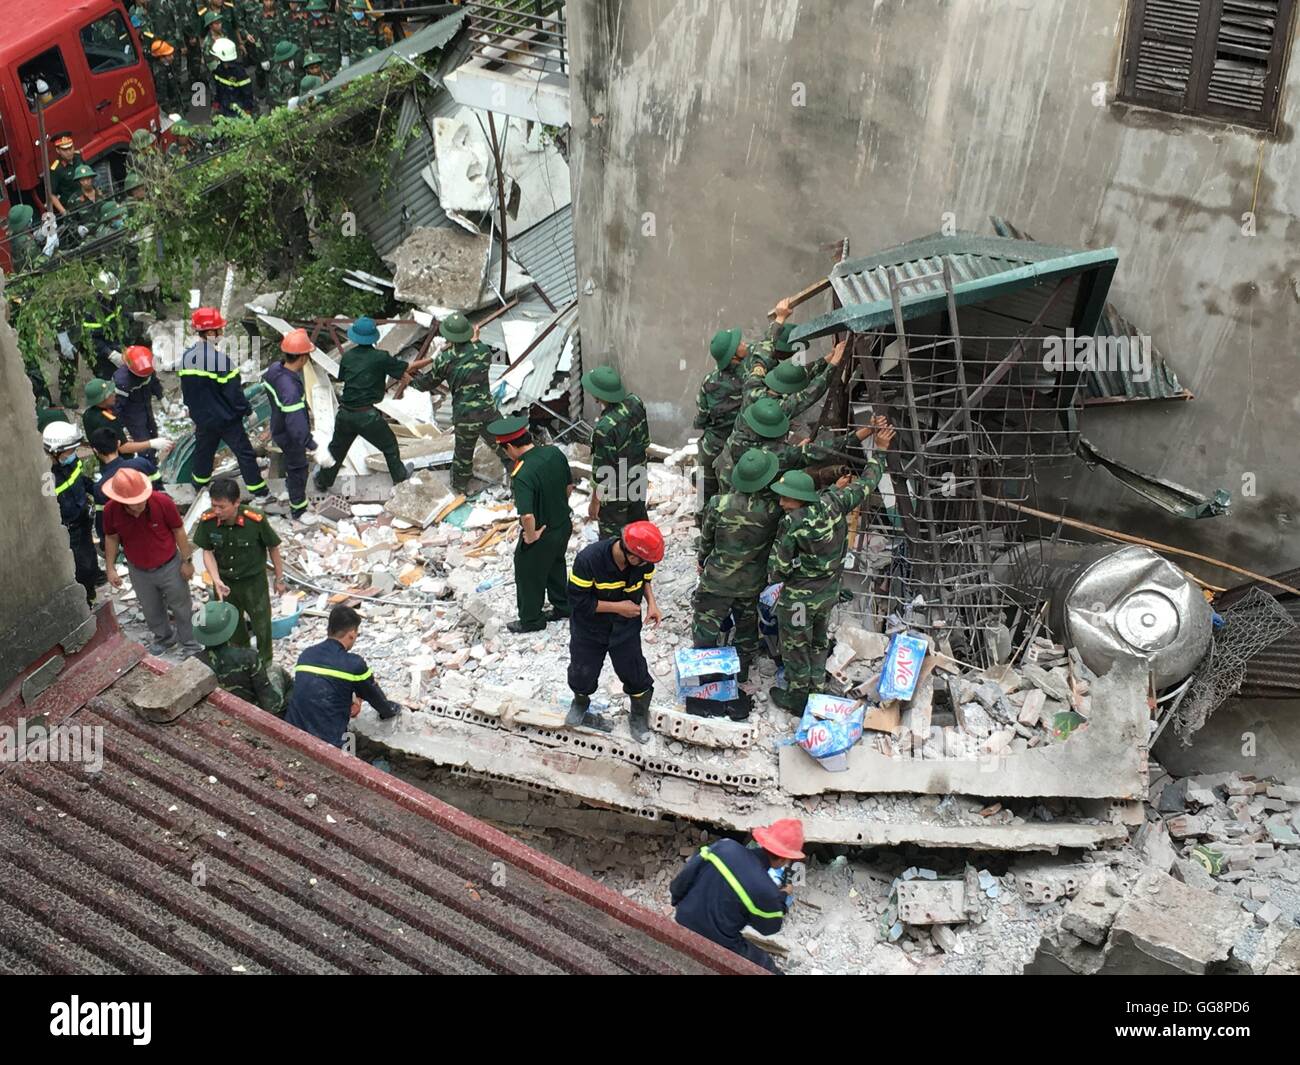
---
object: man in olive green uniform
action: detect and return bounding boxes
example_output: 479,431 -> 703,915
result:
410,312 -> 510,495
149,38 -> 188,114
47,135 -> 85,217
267,39 -> 300,106
340,0 -> 381,64
4,205 -> 41,274
303,0 -> 341,77
584,366 -> 650,540
195,600 -> 288,713
193,477 -> 286,666
314,316 -> 431,491
693,327 -> 749,520
488,416 -> 574,634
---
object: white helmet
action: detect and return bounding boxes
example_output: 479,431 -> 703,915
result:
94,270 -> 120,296
213,37 -> 238,63
42,421 -> 82,455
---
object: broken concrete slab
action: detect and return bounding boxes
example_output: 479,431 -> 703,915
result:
1104,870 -> 1250,975
651,707 -> 753,749
896,879 -> 967,925
1060,870 -> 1123,946
1135,819 -> 1177,874
385,472 -> 453,527
391,226 -> 534,310
128,658 -> 217,724
1025,927 -> 1106,975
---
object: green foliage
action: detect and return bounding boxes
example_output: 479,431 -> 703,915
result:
8,254 -> 127,369
278,230 -> 393,322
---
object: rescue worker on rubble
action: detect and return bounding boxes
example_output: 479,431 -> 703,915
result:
195,600 -> 288,713
89,427 -> 160,540
314,316 -> 431,494
693,328 -> 750,519
486,415 -> 572,634
212,37 -> 256,116
44,421 -> 101,607
409,312 -> 510,497
193,477 -> 286,666
565,520 -> 664,744
181,305 -> 269,498
113,345 -> 166,465
670,819 -> 804,974
82,378 -> 171,461
584,366 -> 651,540
285,605 -> 402,747
77,271 -> 129,383
262,328 -> 317,523
767,417 -> 894,714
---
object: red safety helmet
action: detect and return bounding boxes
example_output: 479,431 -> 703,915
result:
280,328 -> 313,355
191,306 -> 226,331
124,345 -> 155,376
621,520 -> 664,564
752,818 -> 805,860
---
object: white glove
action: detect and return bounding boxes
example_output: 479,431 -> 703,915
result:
57,332 -> 75,359
77,225 -> 89,238
42,232 -> 60,257
341,57 -> 351,68
150,437 -> 175,453
261,60 -> 270,70
109,349 -> 125,367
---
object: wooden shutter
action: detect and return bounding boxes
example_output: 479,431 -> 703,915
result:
1121,0 -> 1207,109
1199,0 -> 1294,126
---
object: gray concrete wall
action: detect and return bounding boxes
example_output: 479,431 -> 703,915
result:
0,278 -> 90,688
569,0 -> 1300,579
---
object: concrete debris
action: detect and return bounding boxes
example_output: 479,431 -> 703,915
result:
895,879 -> 967,925
127,657 -> 217,724
1060,870 -> 1123,945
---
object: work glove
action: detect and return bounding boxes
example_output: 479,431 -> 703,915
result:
150,437 -> 175,454
341,56 -> 351,68
42,232 -> 60,257
260,60 -> 270,70
109,349 -> 125,367
57,332 -> 76,360
76,225 -> 89,238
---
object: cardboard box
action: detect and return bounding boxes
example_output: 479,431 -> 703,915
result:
675,646 -> 740,702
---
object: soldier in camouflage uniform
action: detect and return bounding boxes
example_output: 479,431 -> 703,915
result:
584,365 -> 651,540
149,38 -> 188,114
195,601 -> 289,713
267,39 -> 301,106
767,418 -> 894,714
692,448 -> 784,693
239,0 -> 284,99
409,312 -> 510,495
693,327 -> 748,522
302,0 -> 342,77
340,0 -> 382,65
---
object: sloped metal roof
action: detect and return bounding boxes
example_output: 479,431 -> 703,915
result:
508,204 -> 577,307
791,233 -> 1118,343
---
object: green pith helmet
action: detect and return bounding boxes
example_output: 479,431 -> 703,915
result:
771,469 -> 820,503
766,360 -> 809,395
299,74 -> 324,93
130,128 -> 155,150
303,51 -> 324,67
730,448 -> 779,494
307,0 -> 328,11
84,378 -> 115,406
709,327 -> 741,369
72,163 -> 96,180
203,9 -> 224,27
99,202 -> 127,223
582,365 -> 627,403
361,46 -> 380,58
773,322 -> 808,355
194,601 -> 241,647
7,204 -> 34,231
123,172 -> 144,193
350,0 -> 368,9
439,312 -> 473,343
272,40 -> 298,63
742,396 -> 790,439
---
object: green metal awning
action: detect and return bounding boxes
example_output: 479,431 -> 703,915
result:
789,233 -> 1119,343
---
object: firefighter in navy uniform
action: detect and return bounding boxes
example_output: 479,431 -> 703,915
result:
670,819 -> 805,974
44,421 -> 101,607
565,520 -> 664,744
284,605 -> 402,747
262,328 -> 317,522
89,427 -> 159,540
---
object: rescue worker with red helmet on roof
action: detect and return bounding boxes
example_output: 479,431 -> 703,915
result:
113,345 -> 166,465
180,306 -> 269,500
564,518 -> 665,745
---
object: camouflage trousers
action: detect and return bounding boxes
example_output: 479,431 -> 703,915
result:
691,584 -> 760,674
775,583 -> 837,697
696,432 -> 727,524
452,413 -> 510,494
597,498 -> 649,541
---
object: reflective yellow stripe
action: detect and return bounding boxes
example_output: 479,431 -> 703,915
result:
295,663 -> 373,683
263,381 -> 305,413
568,573 -> 594,588
510,461 -> 523,478
624,581 -> 643,593
244,479 -> 268,492
644,568 -> 656,580
54,462 -> 83,496
215,75 -> 251,87
178,367 -> 241,384
593,580 -> 625,589
699,846 -> 783,920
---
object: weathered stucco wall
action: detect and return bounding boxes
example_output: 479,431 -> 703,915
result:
569,0 -> 1300,578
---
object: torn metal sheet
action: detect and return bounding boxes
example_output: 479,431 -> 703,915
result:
1078,437 -> 1230,518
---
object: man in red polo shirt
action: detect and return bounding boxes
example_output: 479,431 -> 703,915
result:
102,468 -> 202,655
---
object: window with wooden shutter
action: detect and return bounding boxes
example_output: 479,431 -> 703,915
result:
1119,0 -> 1297,131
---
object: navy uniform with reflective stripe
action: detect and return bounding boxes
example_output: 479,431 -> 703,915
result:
284,637 -> 398,747
670,837 -> 788,971
566,537 -> 654,699
213,59 -> 256,116
262,359 -> 315,513
179,339 -> 267,494
112,363 -> 164,454
51,459 -> 99,606
91,453 -> 159,539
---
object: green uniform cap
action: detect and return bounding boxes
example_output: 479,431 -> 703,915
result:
709,327 -> 742,369
773,322 -> 808,355
306,0 -> 328,11
485,415 -> 529,441
195,601 -> 241,647
303,51 -> 324,66
361,46 -> 380,58
766,360 -> 809,395
130,128 -> 155,150
203,10 -> 225,27
123,172 -> 144,192
730,448 -> 780,494
272,40 -> 298,62
351,0 -> 368,9
99,202 -> 127,223
7,204 -> 34,231
299,74 -> 324,93
583,365 -> 627,403
84,378 -> 115,406
72,163 -> 96,180
742,396 -> 790,439
439,311 -> 473,343
771,469 -> 820,503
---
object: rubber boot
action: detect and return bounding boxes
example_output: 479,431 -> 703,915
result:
628,690 -> 652,745
770,686 -> 806,716
566,692 -> 590,727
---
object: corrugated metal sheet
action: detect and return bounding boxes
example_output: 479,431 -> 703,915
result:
1214,570 -> 1300,699
496,302 -> 579,415
0,633 -> 758,975
311,10 -> 466,97
791,233 -> 1118,343
508,204 -> 577,307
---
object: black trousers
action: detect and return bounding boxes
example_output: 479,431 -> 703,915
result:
193,418 -> 267,495
67,518 -> 98,606
568,620 -> 653,698
275,434 -> 310,512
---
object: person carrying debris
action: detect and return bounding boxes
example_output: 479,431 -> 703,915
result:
746,297 -> 801,374
285,604 -> 402,747
565,520 -> 664,744
693,328 -> 750,518
193,477 -> 286,665
44,421 -> 100,608
486,415 -> 573,634
767,418 -> 894,714
584,366 -> 651,539
181,305 -> 270,499
102,467 -> 201,654
314,316 -> 431,493
409,312 -> 510,496
670,819 -> 805,974
263,328 -> 317,523
194,600 -> 289,713
83,378 -> 171,462
113,346 -> 166,464
89,427 -> 159,540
